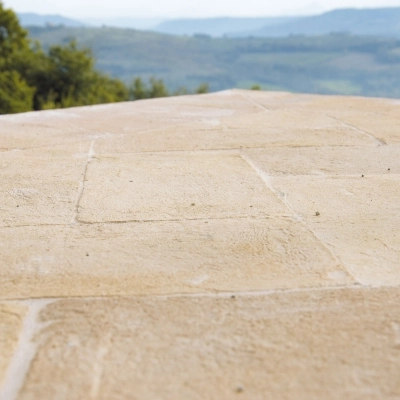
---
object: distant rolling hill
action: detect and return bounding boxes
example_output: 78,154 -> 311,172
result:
17,13 -> 85,27
18,7 -> 400,38
232,7 -> 400,38
153,17 -> 297,37
81,17 -> 163,30
28,26 -> 400,99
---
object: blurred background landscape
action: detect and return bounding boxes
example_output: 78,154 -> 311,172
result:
2,0 -> 400,114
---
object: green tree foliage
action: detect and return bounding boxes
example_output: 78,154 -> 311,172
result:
0,2 -> 211,114
195,83 -> 209,94
129,78 -> 208,101
0,2 -> 29,61
0,70 -> 34,113
31,41 -> 128,109
0,1 -> 127,114
129,77 -> 169,100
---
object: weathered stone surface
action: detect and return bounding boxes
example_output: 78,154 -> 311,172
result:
310,218 -> 400,285
270,175 -> 400,222
0,304 -> 26,387
94,107 -> 376,154
261,175 -> 400,285
1,90 -> 399,399
79,152 -> 288,223
0,144 -> 90,227
243,145 -> 399,176
0,92 -> 259,151
16,288 -> 400,400
0,218 -> 353,299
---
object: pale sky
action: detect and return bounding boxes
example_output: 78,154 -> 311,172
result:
3,0 -> 400,19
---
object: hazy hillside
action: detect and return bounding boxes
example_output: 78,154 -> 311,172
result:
234,7 -> 400,38
154,17 -> 297,37
27,26 -> 400,98
18,13 -> 84,27
81,17 -> 163,30
19,7 -> 400,38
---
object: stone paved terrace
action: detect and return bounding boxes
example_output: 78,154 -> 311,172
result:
0,89 -> 399,399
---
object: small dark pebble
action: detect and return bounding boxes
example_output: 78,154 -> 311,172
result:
191,203 -> 195,206
361,175 -> 364,177
231,295 -> 236,299
315,211 -> 320,216
86,253 -> 89,257
236,386 -> 244,393
16,205 -> 19,207
388,168 -> 391,171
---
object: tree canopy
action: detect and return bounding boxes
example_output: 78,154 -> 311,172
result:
0,2 -> 208,114
0,1 -> 130,114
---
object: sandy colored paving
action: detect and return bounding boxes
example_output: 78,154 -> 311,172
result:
0,89 -> 399,399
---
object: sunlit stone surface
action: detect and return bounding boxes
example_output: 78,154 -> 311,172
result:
1,90 -> 399,399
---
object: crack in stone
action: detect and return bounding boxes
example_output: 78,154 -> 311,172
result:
1,283 -> 369,303
72,140 -> 95,224
1,215 -> 296,230
239,151 -> 362,285
0,299 -> 55,400
84,143 -> 379,157
238,92 -> 271,112
75,215 -> 291,225
328,114 -> 387,146
1,223 -> 69,230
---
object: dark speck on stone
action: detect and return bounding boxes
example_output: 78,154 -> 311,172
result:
191,203 -> 195,206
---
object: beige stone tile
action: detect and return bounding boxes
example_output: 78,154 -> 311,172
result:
95,108 -> 376,153
311,218 -> 400,286
17,287 -> 400,400
270,175 -> 400,222
79,153 -> 288,223
0,92 -> 259,150
0,304 -> 26,387
67,99 -> 242,135
243,145 -> 399,176
331,110 -> 400,144
0,217 -> 353,299
281,95 -> 400,144
269,175 -> 400,285
0,145 -> 89,227
220,109 -> 376,147
242,90 -> 317,110
245,91 -> 399,113
93,119 -> 235,153
166,89 -> 265,112
244,92 -> 400,144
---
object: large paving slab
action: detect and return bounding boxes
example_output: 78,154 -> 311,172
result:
0,218 -> 353,299
242,145 -> 399,176
1,89 -> 400,399
7,288 -> 400,400
78,152 -> 288,223
0,304 -> 26,387
0,144 -> 89,227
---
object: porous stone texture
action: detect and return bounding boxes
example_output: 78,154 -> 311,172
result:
0,304 -> 26,386
0,90 -> 399,399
